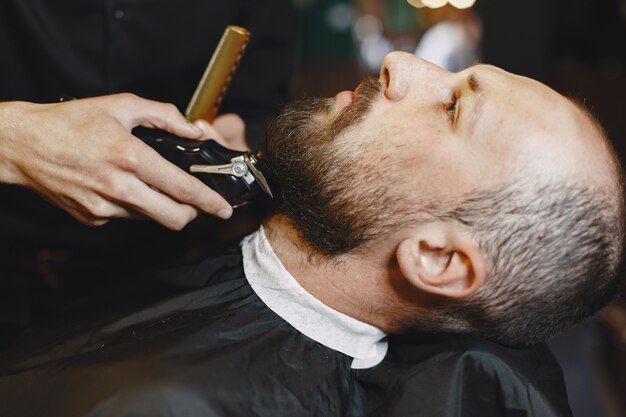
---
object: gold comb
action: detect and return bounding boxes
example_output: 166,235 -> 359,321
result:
185,25 -> 251,122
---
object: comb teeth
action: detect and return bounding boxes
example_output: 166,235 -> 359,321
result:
185,26 -> 251,122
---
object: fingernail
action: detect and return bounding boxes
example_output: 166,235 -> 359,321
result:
217,207 -> 232,219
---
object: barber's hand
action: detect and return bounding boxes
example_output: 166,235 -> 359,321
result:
194,114 -> 249,152
0,94 -> 241,230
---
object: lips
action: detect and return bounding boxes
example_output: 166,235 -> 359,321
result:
335,90 -> 355,109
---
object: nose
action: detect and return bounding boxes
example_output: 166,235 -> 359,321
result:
380,51 -> 447,102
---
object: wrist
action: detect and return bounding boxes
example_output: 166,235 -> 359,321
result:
0,101 -> 37,185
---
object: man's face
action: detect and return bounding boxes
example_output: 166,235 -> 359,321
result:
334,52 -> 608,203
266,52 -> 611,255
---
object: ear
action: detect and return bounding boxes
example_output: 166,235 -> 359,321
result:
396,223 -> 486,299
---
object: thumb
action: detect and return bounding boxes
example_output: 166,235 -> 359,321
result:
192,119 -> 225,141
212,114 -> 249,152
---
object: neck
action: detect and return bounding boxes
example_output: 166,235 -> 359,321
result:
263,214 -> 409,332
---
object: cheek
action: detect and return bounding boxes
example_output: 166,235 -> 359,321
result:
407,148 -> 470,199
355,103 -> 494,198
365,124 -> 468,198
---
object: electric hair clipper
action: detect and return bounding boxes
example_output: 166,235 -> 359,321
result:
133,25 -> 273,207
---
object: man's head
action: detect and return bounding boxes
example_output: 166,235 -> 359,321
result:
265,52 -> 625,346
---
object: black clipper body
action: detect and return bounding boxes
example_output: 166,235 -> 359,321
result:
133,127 -> 273,207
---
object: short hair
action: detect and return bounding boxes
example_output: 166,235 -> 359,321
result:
418,179 -> 625,347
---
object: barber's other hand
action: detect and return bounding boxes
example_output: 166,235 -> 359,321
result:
0,94 -> 235,230
194,113 -> 250,152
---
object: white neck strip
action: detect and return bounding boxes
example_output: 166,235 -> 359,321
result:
241,226 -> 387,369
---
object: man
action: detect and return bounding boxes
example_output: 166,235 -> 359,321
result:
0,52 -> 621,416
264,51 -> 624,347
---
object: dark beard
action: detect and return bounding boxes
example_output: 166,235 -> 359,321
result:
267,76 -> 383,149
265,77 -> 397,256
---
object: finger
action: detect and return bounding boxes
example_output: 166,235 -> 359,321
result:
76,193 -> 133,220
70,210 -> 110,227
113,94 -> 203,139
213,114 -> 249,151
193,119 -> 225,141
35,185 -> 129,226
118,175 -> 202,230
53,194 -> 113,227
131,144 -> 233,219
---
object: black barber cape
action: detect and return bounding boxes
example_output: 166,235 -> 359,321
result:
0,245 -> 573,417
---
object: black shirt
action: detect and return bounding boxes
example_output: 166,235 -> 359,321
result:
0,0 -> 295,251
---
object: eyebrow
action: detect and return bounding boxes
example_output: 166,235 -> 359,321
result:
464,72 -> 484,137
468,72 -> 480,92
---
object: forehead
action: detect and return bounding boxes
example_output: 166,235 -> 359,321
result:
467,65 -> 606,182
471,64 -> 567,123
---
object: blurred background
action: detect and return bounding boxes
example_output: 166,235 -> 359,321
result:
288,0 -> 626,416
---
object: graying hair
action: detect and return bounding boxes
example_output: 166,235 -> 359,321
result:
417,179 -> 624,346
